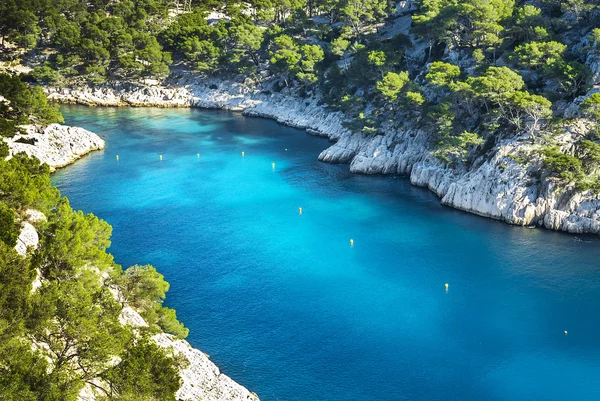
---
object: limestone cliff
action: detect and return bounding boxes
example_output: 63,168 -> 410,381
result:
45,76 -> 600,234
14,213 -> 259,401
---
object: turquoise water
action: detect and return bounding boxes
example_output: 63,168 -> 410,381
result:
54,105 -> 600,401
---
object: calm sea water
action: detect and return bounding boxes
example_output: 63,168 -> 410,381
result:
54,105 -> 600,401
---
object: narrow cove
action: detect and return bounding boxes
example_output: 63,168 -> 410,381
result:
53,105 -> 600,401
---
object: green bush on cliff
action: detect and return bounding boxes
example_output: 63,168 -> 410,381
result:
0,73 -> 63,128
100,338 -> 181,401
119,264 -> 189,339
541,145 -> 600,192
0,202 -> 19,247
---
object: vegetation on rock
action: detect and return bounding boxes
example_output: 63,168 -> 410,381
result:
0,76 -> 186,399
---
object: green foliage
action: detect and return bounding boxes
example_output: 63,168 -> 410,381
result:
512,41 -> 566,72
29,271 -> 130,395
101,338 -> 181,401
368,50 -> 386,68
120,264 -> 169,311
0,69 -> 183,400
33,64 -> 62,85
158,307 -> 190,339
413,0 -> 515,48
376,71 -> 409,102
579,140 -> 600,167
0,154 -> 59,212
0,0 -> 41,49
542,146 -> 583,182
6,0 -> 174,79
0,241 -> 50,400
331,36 -> 350,57
119,264 -> 188,338
510,5 -> 547,41
541,142 -> 600,191
434,130 -> 484,164
0,202 -> 19,247
341,0 -> 388,37
0,140 -> 8,157
426,62 -> 461,87
504,91 -> 552,136
0,73 -> 63,129
591,28 -> 600,53
38,199 -> 114,276
426,102 -> 455,138
467,66 -> 525,101
269,35 -> 324,85
0,153 -> 184,398
405,91 -> 426,107
554,61 -> 591,98
580,93 -> 600,120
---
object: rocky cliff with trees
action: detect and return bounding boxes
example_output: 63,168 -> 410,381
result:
4,0 -> 598,233
0,73 -> 259,400
2,0 -> 600,398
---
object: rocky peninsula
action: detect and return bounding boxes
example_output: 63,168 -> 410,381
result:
5,123 -> 105,171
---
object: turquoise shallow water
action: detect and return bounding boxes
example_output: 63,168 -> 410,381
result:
54,105 -> 600,401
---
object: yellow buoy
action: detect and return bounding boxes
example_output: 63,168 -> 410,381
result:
564,330 -> 568,335
445,283 -> 449,291
272,162 -> 275,169
159,155 -> 163,161
285,148 -> 288,151
197,153 -> 200,158
242,151 -> 245,157
350,239 -> 354,247
116,155 -> 119,160
299,207 -> 303,215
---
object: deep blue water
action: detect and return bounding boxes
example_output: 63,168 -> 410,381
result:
53,105 -> 600,401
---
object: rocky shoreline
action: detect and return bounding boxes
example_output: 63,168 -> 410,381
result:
45,75 -> 600,234
4,108 -> 261,401
4,123 -> 105,171
14,208 -> 259,401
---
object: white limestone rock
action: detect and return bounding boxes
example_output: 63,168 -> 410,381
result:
26,209 -> 47,222
119,307 -> 259,401
15,222 -> 39,256
44,77 -> 600,234
5,124 -> 105,171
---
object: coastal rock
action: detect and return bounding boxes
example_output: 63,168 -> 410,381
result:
12,212 -> 258,401
120,307 -> 260,401
5,124 -> 105,171
15,222 -> 39,256
44,78 -> 600,234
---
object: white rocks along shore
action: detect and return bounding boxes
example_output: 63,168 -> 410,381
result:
4,123 -> 105,171
45,75 -> 600,234
14,212 -> 259,401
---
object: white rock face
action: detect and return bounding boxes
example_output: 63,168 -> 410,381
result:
45,77 -> 600,234
154,333 -> 259,401
120,307 -> 259,401
5,123 -> 105,171
15,222 -> 39,256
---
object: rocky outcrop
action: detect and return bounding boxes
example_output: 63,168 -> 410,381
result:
78,294 -> 261,401
15,209 -> 46,256
45,77 -> 600,234
15,222 -> 39,256
116,306 -> 260,401
4,123 -> 105,171
13,212 -> 259,401
153,332 -> 259,401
